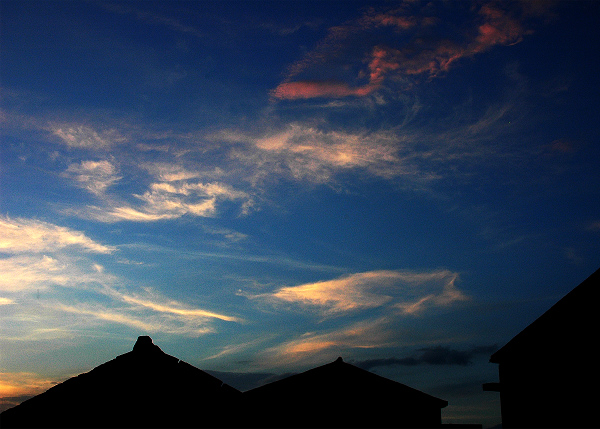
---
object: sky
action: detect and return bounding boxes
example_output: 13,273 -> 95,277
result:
1,0 -> 600,426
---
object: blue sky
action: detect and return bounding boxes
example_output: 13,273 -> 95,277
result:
1,1 -> 600,426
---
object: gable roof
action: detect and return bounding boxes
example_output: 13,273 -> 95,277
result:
245,356 -> 448,408
0,336 -> 240,428
490,267 -> 600,364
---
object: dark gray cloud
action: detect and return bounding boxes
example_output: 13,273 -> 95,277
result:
354,345 -> 498,370
0,395 -> 35,413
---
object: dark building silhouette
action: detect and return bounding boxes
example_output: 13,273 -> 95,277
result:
1,337 -> 451,428
0,336 -> 242,428
244,356 -> 448,428
484,267 -> 600,428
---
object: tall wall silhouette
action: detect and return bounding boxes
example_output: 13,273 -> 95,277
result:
484,267 -> 600,428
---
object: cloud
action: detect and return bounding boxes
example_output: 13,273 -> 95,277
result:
63,174 -> 254,223
62,160 -> 121,195
0,372 -> 59,401
0,255 -> 86,292
271,81 -> 375,100
226,124 -> 417,184
260,317 -> 397,367
0,215 -> 239,338
55,303 -> 186,334
271,2 -> 551,100
50,123 -> 125,149
354,345 -> 498,370
141,163 -> 217,182
52,288 -> 236,336
0,254 -> 240,336
93,180 -> 252,222
97,1 -> 205,38
254,269 -> 468,316
0,216 -> 115,254
115,291 -> 241,323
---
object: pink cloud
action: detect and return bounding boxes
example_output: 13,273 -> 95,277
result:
370,13 -> 416,30
271,81 -> 375,100
271,2 -> 551,101
470,4 -> 524,53
367,46 -> 401,85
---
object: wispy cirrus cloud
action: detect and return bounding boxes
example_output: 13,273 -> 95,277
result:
222,124 -> 420,184
96,1 -> 205,38
47,280 -> 240,336
272,2 -> 552,100
114,290 -> 241,323
0,256 -> 239,337
257,317 -> 397,367
253,269 -> 467,316
0,216 -> 115,254
62,160 -> 121,196
0,254 -> 102,292
0,215 -> 241,338
238,268 -> 469,367
50,123 -> 126,149
75,179 -> 254,222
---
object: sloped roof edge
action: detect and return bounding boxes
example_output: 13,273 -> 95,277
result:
245,356 -> 448,407
490,267 -> 600,364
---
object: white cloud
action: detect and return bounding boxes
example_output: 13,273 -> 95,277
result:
141,162 -> 224,182
62,160 -> 121,196
0,216 -> 115,254
226,124 -> 408,184
50,124 -> 125,149
75,180 -> 254,222
0,254 -> 113,292
0,255 -> 241,337
113,289 -> 241,323
0,214 -> 240,338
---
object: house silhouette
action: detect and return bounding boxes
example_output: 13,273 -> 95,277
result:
0,336 -> 242,428
484,267 -> 600,428
1,336 -> 449,428
243,356 -> 448,428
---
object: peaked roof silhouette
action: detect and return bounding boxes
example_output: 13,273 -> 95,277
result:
243,356 -> 447,428
490,267 -> 600,364
0,336 -> 240,428
246,356 -> 448,407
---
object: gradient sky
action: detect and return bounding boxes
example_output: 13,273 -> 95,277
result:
1,1 -> 600,426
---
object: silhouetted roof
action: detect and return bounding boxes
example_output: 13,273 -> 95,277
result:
490,267 -> 600,364
245,356 -> 448,408
0,336 -> 240,428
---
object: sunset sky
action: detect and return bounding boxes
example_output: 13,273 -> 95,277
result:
1,1 -> 600,426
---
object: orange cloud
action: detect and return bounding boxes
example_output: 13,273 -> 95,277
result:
261,317 -> 396,367
0,372 -> 59,399
255,269 -> 468,317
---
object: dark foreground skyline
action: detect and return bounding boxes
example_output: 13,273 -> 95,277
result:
2,267 -> 599,427
2,1 -> 600,427
1,335 -> 452,428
